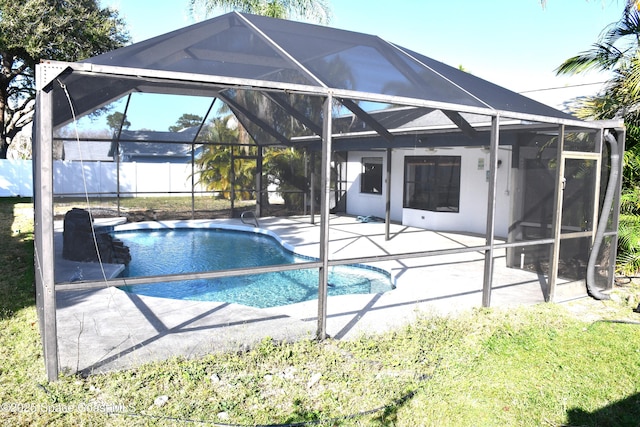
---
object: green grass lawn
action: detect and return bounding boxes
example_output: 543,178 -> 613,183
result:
1,197 -> 640,426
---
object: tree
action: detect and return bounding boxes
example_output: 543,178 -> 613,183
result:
556,2 -> 640,274
556,4 -> 640,170
189,0 -> 331,23
0,0 -> 130,159
169,114 -> 204,132
196,116 -> 257,200
264,147 -> 308,209
106,112 -> 131,133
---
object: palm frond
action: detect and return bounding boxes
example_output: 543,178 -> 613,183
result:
606,6 -> 640,42
556,43 -> 624,75
616,250 -> 640,275
616,214 -> 640,275
619,215 -> 640,247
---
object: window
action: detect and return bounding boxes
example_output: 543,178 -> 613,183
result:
360,157 -> 383,194
404,156 -> 461,212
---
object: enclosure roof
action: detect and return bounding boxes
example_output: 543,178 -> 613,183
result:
83,12 -> 570,118
45,11 -> 593,147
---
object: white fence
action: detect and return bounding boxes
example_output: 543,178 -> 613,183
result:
0,159 -> 204,198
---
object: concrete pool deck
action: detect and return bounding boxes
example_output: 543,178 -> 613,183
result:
55,215 -> 587,375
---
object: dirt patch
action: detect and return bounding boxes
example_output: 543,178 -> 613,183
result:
561,277 -> 640,323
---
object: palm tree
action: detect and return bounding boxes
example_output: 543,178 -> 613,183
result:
263,147 -> 308,209
556,3 -> 640,274
557,7 -> 640,205
189,0 -> 331,24
556,5 -> 640,114
196,116 -> 257,200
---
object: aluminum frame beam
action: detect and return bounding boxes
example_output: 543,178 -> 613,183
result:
316,95 -> 333,340
33,73 -> 59,382
264,92 -> 324,136
482,115 -> 500,307
47,60 -> 617,132
216,91 -> 292,146
338,98 -> 394,142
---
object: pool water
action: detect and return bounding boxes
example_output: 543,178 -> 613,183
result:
116,228 -> 392,308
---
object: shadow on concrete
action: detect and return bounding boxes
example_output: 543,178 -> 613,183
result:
69,291 -> 298,376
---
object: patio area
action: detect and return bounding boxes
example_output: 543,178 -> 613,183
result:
55,215 -> 586,375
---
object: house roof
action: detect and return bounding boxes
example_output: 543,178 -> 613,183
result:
117,128 -> 200,159
45,11 -> 591,150
62,140 -> 113,161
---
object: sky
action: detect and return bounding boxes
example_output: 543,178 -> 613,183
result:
98,0 -> 625,130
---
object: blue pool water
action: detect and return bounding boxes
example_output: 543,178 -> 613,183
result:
116,228 -> 392,308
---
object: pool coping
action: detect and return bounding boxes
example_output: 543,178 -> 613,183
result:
114,219 -> 297,251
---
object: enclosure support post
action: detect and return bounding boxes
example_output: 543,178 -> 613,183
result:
34,77 -> 58,381
482,115 -> 500,307
256,146 -> 263,217
115,94 -> 131,216
116,143 -> 121,215
592,129 -> 605,246
317,94 -> 333,340
303,149 -> 308,216
230,147 -> 235,218
191,142 -> 195,220
385,147 -> 392,241
310,151 -> 316,225
548,125 -> 566,302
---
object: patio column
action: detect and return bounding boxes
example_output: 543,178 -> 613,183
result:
303,149 -> 308,216
482,115 -> 500,307
115,94 -> 131,216
256,146 -> 263,217
230,147 -> 235,217
33,73 -> 58,381
191,141 -> 195,219
310,151 -> 316,224
317,94 -> 333,340
547,125 -> 565,302
385,147 -> 392,240
116,139 -> 121,215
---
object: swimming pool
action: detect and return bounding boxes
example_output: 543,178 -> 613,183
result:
115,225 -> 393,308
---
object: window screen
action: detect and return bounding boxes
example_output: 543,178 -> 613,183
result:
360,157 -> 383,194
404,156 -> 461,212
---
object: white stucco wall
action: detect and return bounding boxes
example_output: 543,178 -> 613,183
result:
345,151 -> 398,221
345,147 -> 512,237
